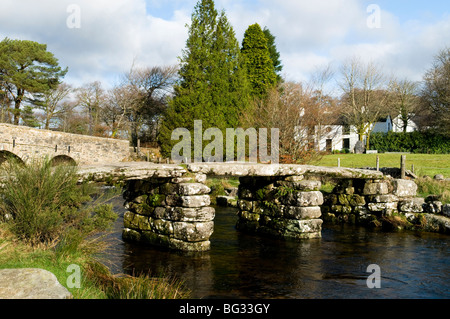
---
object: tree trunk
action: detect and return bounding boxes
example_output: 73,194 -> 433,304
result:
366,133 -> 370,150
13,94 -> 23,125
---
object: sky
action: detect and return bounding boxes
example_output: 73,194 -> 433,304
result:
0,0 -> 449,94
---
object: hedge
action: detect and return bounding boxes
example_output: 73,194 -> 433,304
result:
369,131 -> 450,154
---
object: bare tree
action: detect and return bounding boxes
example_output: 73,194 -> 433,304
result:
308,64 -> 340,151
244,81 -> 336,163
389,78 -> 420,132
75,81 -> 106,136
339,57 -> 390,149
105,85 -> 134,139
55,99 -> 87,134
36,83 -> 72,130
121,64 -> 178,146
421,48 -> 450,136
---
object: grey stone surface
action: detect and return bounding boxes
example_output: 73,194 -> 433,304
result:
186,163 -> 384,179
282,206 -> 322,219
368,194 -> 399,203
180,195 -> 211,208
277,180 -> 322,191
443,204 -> 450,218
154,207 -> 215,222
172,221 -> 214,242
78,162 -> 187,182
423,201 -> 443,214
392,179 -> 418,197
354,140 -> 365,154
177,183 -> 211,196
0,268 -> 72,299
398,198 -> 425,213
422,214 -> 450,233
294,191 -> 324,207
363,181 -> 389,195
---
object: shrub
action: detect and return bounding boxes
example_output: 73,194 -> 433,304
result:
0,158 -> 117,246
370,131 -> 450,154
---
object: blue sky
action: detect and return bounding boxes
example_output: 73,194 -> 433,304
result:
0,0 -> 449,94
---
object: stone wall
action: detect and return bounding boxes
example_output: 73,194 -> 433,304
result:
321,178 -> 450,233
122,173 -> 215,252
236,175 -> 324,240
0,123 -> 129,165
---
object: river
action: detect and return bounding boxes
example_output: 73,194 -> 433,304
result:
103,194 -> 449,299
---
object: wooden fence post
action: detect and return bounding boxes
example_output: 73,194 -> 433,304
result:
401,155 -> 406,179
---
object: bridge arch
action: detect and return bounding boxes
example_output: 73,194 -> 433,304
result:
0,150 -> 24,166
50,155 -> 77,167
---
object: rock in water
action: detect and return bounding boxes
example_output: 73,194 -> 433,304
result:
0,268 -> 72,299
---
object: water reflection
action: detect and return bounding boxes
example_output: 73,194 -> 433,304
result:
105,196 -> 449,299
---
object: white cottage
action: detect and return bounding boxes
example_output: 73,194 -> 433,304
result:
307,115 -> 414,153
392,115 -> 419,132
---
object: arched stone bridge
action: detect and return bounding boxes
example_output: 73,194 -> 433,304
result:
0,123 -> 129,165
78,162 -> 442,252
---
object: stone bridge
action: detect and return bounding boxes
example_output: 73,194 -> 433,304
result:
78,162 -> 449,252
0,123 -> 130,165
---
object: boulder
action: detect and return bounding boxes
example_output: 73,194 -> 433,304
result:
0,268 -> 72,299
354,140 -> 365,154
423,201 -> 443,214
398,198 -> 425,213
293,191 -> 324,207
180,195 -> 211,208
172,221 -> 214,242
282,206 -> 322,219
392,179 -> 417,197
177,183 -> 211,196
363,181 -> 389,195
443,204 -> 450,218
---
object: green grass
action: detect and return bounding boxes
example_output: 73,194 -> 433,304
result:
311,153 -> 450,178
205,177 -> 239,204
416,177 -> 450,204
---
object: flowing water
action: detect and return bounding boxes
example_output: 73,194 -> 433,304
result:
104,194 -> 449,299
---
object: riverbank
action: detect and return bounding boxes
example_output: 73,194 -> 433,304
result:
0,222 -> 191,299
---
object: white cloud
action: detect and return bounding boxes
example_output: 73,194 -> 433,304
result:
0,0 -> 190,89
0,0 -> 448,92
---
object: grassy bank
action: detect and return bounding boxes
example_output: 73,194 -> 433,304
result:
0,159 -> 190,299
311,153 -> 450,178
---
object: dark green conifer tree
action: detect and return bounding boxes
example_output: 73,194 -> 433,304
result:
241,23 -> 277,98
263,27 -> 283,84
159,0 -> 250,158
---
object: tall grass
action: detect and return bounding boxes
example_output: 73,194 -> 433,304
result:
84,262 -> 190,299
416,177 -> 450,204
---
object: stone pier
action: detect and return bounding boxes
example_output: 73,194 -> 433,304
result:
122,174 -> 215,252
235,176 -> 323,239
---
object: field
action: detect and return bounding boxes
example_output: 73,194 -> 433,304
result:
310,153 -> 450,178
